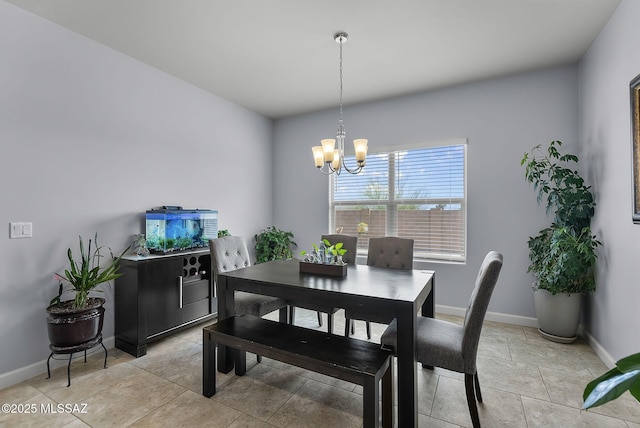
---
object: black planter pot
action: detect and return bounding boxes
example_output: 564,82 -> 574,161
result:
46,297 -> 105,347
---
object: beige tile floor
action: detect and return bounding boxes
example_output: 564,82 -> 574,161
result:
1,309 -> 639,427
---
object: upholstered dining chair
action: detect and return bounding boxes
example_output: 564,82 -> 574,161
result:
210,236 -> 289,361
380,251 -> 503,428
289,234 -> 358,333
345,236 -> 414,339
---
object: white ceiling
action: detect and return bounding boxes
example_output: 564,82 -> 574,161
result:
5,0 -> 621,119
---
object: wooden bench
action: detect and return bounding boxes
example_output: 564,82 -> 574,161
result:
202,314 -> 393,428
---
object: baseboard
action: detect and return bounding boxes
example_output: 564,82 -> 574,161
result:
436,304 -> 540,328
583,330 -> 616,368
0,336 -> 115,390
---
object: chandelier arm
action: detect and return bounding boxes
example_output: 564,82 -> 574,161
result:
341,163 -> 364,174
318,163 -> 342,176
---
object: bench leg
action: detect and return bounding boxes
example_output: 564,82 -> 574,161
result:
202,330 -> 216,397
363,376 -> 380,428
235,348 -> 247,376
280,306 -> 289,323
382,359 -> 393,428
327,313 -> 334,334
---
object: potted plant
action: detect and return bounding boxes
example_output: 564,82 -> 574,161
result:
300,239 -> 348,265
521,140 -> 602,342
254,226 -> 297,263
47,233 -> 128,347
583,352 -> 640,410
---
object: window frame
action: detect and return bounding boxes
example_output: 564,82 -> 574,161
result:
329,138 -> 467,263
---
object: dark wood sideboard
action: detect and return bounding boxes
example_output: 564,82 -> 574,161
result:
114,249 -> 216,357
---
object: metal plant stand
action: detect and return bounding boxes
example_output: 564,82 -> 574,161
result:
46,334 -> 107,387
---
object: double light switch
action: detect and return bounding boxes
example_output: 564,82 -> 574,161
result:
9,222 -> 32,239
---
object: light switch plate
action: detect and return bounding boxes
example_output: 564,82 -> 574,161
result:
9,222 -> 32,239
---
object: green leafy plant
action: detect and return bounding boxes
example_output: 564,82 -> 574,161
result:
301,240 -> 347,264
217,229 -> 231,238
583,352 -> 640,410
52,233 -> 129,309
521,140 -> 602,294
254,226 -> 297,263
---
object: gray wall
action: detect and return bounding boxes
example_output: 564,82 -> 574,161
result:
274,66 -> 579,321
579,0 -> 640,360
0,2 -> 273,381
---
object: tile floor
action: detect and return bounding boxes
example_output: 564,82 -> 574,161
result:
1,309 -> 639,427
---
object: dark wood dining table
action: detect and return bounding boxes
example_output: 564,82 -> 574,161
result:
216,258 -> 435,428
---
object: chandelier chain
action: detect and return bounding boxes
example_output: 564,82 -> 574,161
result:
338,36 -> 344,135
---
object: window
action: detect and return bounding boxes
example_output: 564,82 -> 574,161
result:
329,139 -> 466,262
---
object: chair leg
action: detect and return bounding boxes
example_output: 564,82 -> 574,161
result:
327,313 -> 334,334
365,321 -> 372,340
474,373 -> 483,403
465,373 -> 481,428
344,318 -> 352,336
288,306 -> 296,325
316,311 -> 323,327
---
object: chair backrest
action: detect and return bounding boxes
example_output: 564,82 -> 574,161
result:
321,234 -> 358,265
209,236 -> 252,284
366,237 -> 414,270
461,251 -> 503,367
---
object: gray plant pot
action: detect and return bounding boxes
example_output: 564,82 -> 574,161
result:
533,288 -> 582,343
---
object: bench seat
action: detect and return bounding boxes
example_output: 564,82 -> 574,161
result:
203,314 -> 393,428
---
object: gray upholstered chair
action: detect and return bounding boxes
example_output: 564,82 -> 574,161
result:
380,251 -> 503,428
345,237 -> 414,339
322,234 -> 358,265
289,234 -> 358,333
210,236 -> 289,361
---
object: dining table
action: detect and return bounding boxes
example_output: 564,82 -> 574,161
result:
216,258 -> 435,428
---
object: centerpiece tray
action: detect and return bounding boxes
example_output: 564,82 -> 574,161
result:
299,261 -> 347,277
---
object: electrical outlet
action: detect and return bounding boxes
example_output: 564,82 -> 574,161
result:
9,222 -> 32,239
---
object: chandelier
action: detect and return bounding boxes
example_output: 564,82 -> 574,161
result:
312,32 -> 368,175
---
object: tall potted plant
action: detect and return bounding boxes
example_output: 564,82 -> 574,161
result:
47,233 -> 128,347
521,140 -> 602,342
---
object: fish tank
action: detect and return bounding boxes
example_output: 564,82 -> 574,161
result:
145,208 -> 218,254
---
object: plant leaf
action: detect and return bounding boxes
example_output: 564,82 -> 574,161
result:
616,352 -> 640,373
582,368 -> 640,409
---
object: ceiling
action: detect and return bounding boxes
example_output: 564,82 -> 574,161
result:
5,0 -> 621,119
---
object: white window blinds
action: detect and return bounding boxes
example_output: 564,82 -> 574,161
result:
329,140 -> 466,262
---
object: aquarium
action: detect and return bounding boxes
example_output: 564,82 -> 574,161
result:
145,208 -> 218,254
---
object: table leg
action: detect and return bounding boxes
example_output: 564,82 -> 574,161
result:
395,309 -> 418,428
421,277 -> 435,370
216,276 -> 235,373
421,276 -> 434,318
202,330 -> 216,397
